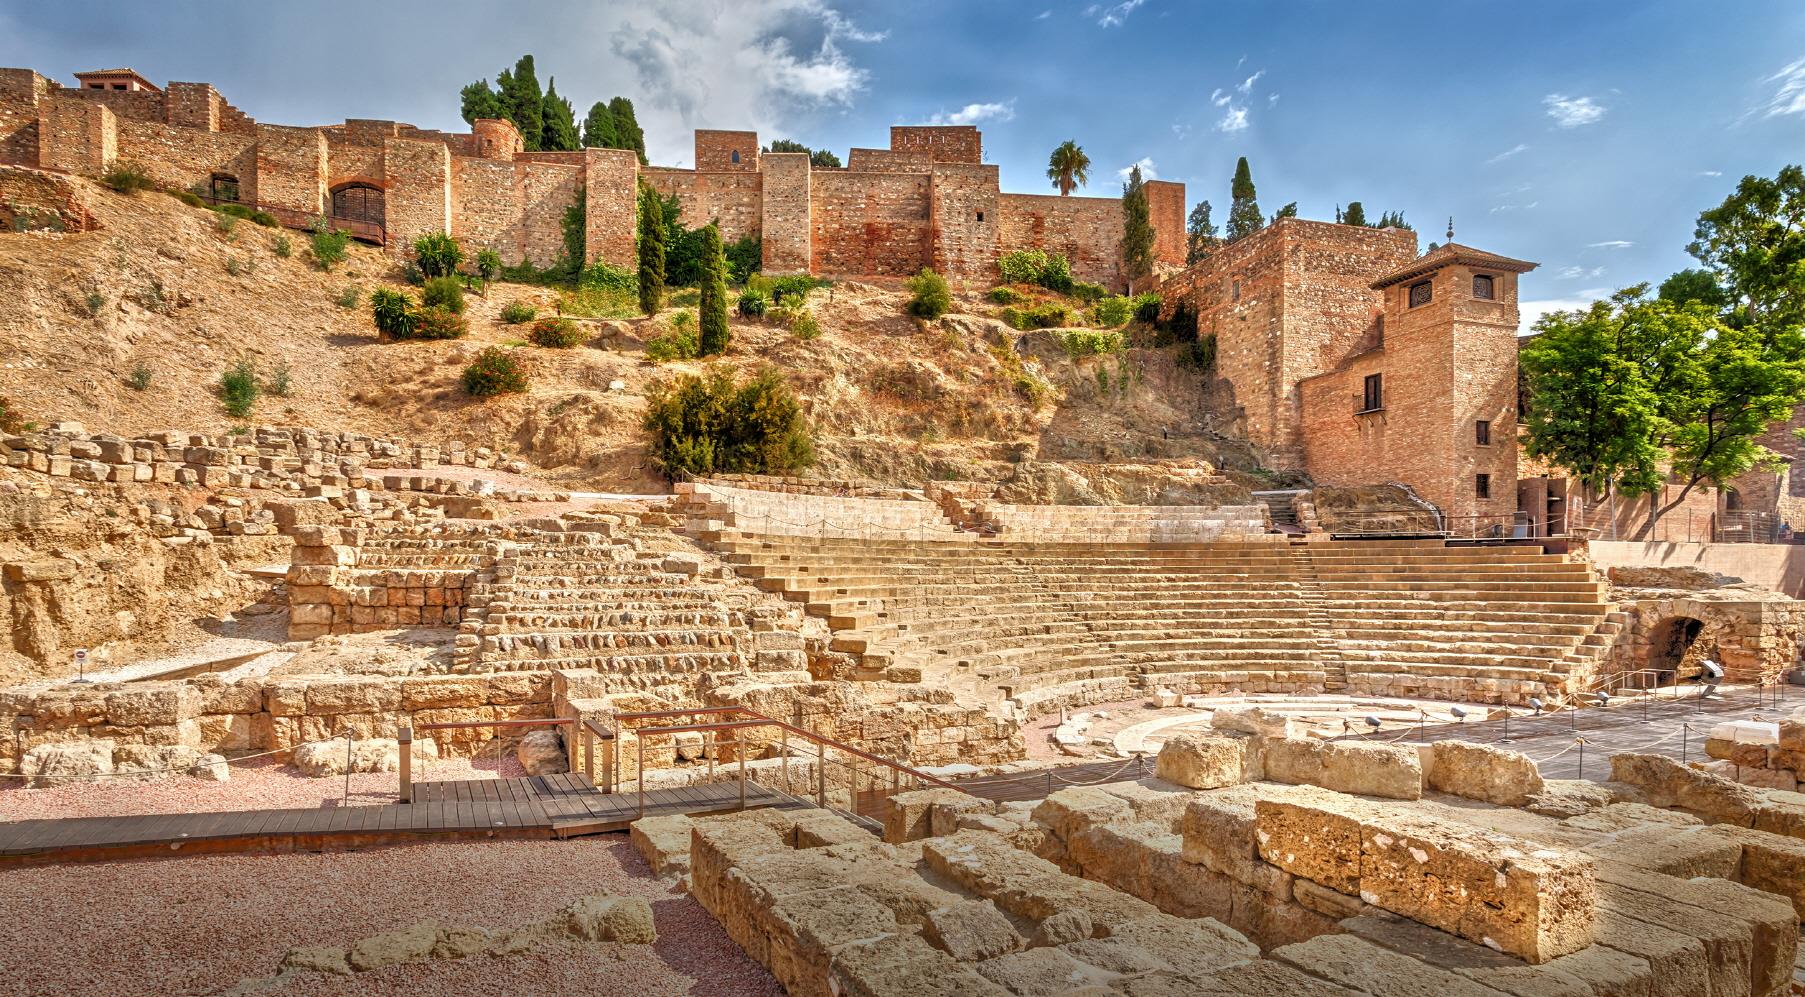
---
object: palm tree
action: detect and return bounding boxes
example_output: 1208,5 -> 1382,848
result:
1046,141 -> 1091,197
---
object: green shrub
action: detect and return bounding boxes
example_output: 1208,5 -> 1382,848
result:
461,347 -> 529,396
273,234 -> 292,258
370,289 -> 417,339
219,359 -> 261,417
413,232 -> 464,279
214,203 -> 277,227
102,162 -> 154,195
646,311 -> 701,361
267,361 -> 293,397
310,219 -> 350,270
529,316 -> 585,348
769,273 -> 825,305
789,308 -> 820,341
641,366 -> 814,479
412,306 -> 468,340
905,268 -> 952,320
127,363 -> 153,391
1177,333 -> 1217,372
726,233 -> 763,284
1070,281 -> 1108,305
987,287 -> 1024,305
1058,329 -> 1126,358
579,261 -> 637,293
996,248 -> 1074,294
83,289 -> 104,317
1001,302 -> 1074,330
475,247 -> 502,283
501,300 -> 538,324
224,255 -> 251,277
988,342 -> 1050,408
1133,293 -> 1162,324
421,275 -> 465,314
1088,295 -> 1135,328
335,285 -> 361,309
737,289 -> 769,318
173,190 -> 206,208
215,213 -> 238,237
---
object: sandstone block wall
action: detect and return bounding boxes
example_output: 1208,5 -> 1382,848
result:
383,137 -> 450,254
584,147 -> 639,267
889,125 -> 982,164
996,192 -> 1124,288
759,152 -> 811,273
37,97 -> 112,176
694,129 -> 759,173
811,170 -> 931,277
254,124 -> 327,217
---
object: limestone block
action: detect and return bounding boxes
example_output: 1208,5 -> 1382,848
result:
516,729 -> 568,776
1029,910 -> 1093,947
104,684 -> 200,727
1595,862 -> 1793,997
190,753 -> 231,781
195,709 -> 249,753
1579,826 -> 1742,880
922,900 -> 1022,962
1779,719 -> 1805,752
291,736 -> 437,777
1608,752 -> 1761,824
976,947 -> 1116,993
1033,786 -> 1133,844
1424,740 -> 1544,806
886,787 -> 987,844
1700,824 -> 1805,921
303,677 -> 401,715
113,743 -> 207,777
829,933 -> 1010,997
1253,798 -> 1363,895
929,794 -> 993,838
792,811 -> 873,850
347,922 -> 438,971
1154,732 -> 1253,790
563,895 -> 656,944
21,740 -> 114,787
922,831 -> 1162,932
1178,791 -> 1291,894
399,676 -> 489,710
629,814 -> 694,877
1211,706 -> 1299,739
1273,934 -> 1513,997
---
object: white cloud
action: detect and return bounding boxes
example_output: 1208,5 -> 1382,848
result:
927,100 -> 1015,126
1520,296 -> 1607,335
1093,0 -> 1146,27
1761,57 -> 1805,117
1267,93 -> 1280,106
1117,157 -> 1156,181
1210,88 -> 1230,107
1587,240 -> 1634,249
1485,143 -> 1530,164
603,1 -> 883,164
1171,122 -> 1192,139
1544,93 -> 1606,128
1489,201 -> 1539,214
1035,9 -> 1052,18
1236,70 -> 1265,95
1699,169 -> 1723,177
1557,265 -> 1605,280
1209,66 -> 1265,132
1216,107 -> 1248,132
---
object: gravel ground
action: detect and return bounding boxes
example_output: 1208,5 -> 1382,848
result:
0,837 -> 782,997
0,753 -> 531,822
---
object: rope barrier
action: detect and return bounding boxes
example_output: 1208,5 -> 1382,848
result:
0,731 -> 356,782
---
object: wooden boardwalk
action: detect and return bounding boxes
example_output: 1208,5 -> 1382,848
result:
0,774 -> 812,867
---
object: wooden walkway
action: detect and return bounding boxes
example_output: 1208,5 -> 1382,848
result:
0,774 -> 812,867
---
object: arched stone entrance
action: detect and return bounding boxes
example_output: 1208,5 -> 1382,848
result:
1646,614 -> 1707,683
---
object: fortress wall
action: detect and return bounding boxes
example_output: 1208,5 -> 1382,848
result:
518,159 -> 582,268
382,136 -> 452,252
810,170 -> 931,277
0,68 -> 49,167
254,124 -> 327,217
889,124 -> 981,164
759,152 -> 811,274
1144,179 -> 1187,266
56,84 -> 165,123
452,156 -> 522,261
37,97 -> 114,176
847,147 -> 934,172
694,129 -> 758,173
584,147 -> 639,268
163,82 -> 219,132
640,166 -> 763,244
928,162 -> 999,283
996,191 -> 1123,288
115,115 -> 258,200
325,142 -> 383,186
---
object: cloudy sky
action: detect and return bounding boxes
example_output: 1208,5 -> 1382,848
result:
4,0 -> 1802,329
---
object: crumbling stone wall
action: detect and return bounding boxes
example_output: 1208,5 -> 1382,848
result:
0,165 -> 98,232
811,170 -> 931,277
0,68 -> 51,167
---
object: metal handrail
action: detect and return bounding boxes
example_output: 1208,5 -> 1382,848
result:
399,716 -> 578,802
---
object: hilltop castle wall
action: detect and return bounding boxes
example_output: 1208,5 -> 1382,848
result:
0,66 -> 1183,287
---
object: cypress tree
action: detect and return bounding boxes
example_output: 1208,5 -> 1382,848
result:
540,78 -> 579,152
609,97 -> 646,163
1342,201 -> 1368,227
1121,165 -> 1155,293
459,79 -> 503,124
637,183 -> 667,315
698,224 -> 730,356
497,56 -> 544,151
1226,156 -> 1263,241
582,102 -> 618,149
1185,200 -> 1218,265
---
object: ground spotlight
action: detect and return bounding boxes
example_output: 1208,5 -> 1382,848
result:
1529,697 -> 1545,716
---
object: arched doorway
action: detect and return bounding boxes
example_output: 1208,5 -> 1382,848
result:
329,182 -> 385,243
1647,615 -> 1706,683
208,173 -> 240,204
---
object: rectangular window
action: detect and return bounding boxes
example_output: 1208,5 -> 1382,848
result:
112,83 -> 126,90
1361,373 -> 1383,412
1475,419 -> 1491,445
1408,279 -> 1433,308
88,83 -> 103,89
1476,473 -> 1491,499
1472,274 -> 1496,300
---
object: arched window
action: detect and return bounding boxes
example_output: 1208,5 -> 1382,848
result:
730,149 -> 741,164
1472,274 -> 1496,300
209,173 -> 240,203
1726,487 -> 1743,512
330,183 -> 384,226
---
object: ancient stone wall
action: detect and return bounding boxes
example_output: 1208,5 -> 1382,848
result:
583,147 -> 639,267
1144,179 -> 1186,267
847,148 -> 934,172
518,160 -> 582,268
759,152 -> 811,273
0,68 -> 50,167
889,124 -> 981,164
382,136 -> 451,254
254,124 -> 327,217
996,192 -> 1123,287
694,129 -> 758,172
164,82 -> 219,131
325,139 -> 384,188
0,165 -> 98,232
811,170 -> 931,277
928,163 -> 999,284
640,166 -> 763,244
37,97 -> 112,176
55,84 -> 165,124
471,117 -> 522,160
115,115 -> 258,201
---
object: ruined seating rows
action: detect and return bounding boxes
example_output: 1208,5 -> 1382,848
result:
709,536 -> 1613,712
972,502 -> 1271,543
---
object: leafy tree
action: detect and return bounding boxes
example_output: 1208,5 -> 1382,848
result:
1121,165 -> 1155,293
540,78 -> 580,151
810,149 -> 842,169
906,268 -> 952,319
459,79 -> 503,124
1375,210 -> 1412,230
1046,140 -> 1091,197
765,139 -> 809,154
496,56 -> 545,151
1658,268 -> 1730,310
1226,156 -> 1263,241
1686,164 -> 1805,334
698,225 -> 730,356
608,97 -> 646,163
1271,202 -> 1298,222
582,101 -> 618,149
1185,200 -> 1219,265
1341,201 -> 1368,227
636,182 -> 667,315
642,366 -> 814,479
1521,287 -> 1805,538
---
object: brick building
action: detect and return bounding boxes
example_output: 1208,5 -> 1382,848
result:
0,67 -> 1184,286
1160,220 -> 1536,527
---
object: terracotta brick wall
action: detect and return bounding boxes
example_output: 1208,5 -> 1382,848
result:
695,129 -> 758,172
0,68 -> 49,167
810,170 -> 930,276
583,147 -> 639,268
889,125 -> 980,164
929,163 -> 999,283
382,136 -> 451,255
997,192 -> 1124,289
254,124 -> 327,217
641,166 -> 763,243
760,152 -> 811,274
1144,179 -> 1186,266
37,97 -> 113,175
1445,266 -> 1524,524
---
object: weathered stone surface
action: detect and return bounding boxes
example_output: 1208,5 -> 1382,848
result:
563,895 -> 656,944
279,945 -> 352,976
830,933 -> 1010,997
515,729 -> 568,776
1030,909 -> 1093,947
923,830 -> 1162,932
1425,740 -> 1544,806
21,740 -> 114,787
1608,752 -> 1761,824
290,736 -> 437,776
1273,933 -> 1517,997
1578,825 -> 1741,880
1699,824 -> 1805,920
1253,797 -> 1364,895
976,946 -> 1115,995
1034,786 -> 1134,844
1155,732 -> 1253,790
922,900 -> 1022,962
1261,736 -> 1422,800
885,787 -> 987,844
1211,706 -> 1299,739
630,814 -> 695,877
347,922 -> 439,971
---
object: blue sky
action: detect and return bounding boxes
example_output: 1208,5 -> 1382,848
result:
3,0 -> 1802,328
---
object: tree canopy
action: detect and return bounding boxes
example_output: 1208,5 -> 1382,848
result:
1121,165 -> 1155,292
1047,141 -> 1091,197
1185,200 -> 1218,265
539,78 -> 580,152
1225,157 -> 1262,241
461,55 -> 642,157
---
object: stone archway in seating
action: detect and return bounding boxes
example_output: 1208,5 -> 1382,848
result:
1647,615 -> 1707,683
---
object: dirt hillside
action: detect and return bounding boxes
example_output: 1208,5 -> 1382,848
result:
0,175 -> 1267,495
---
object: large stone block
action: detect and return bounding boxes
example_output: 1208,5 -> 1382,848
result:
1608,752 -> 1761,824
885,787 -> 987,844
1261,736 -> 1422,800
1424,740 -> 1543,806
1032,786 -> 1132,843
1154,732 -> 1254,789
1253,798 -> 1363,895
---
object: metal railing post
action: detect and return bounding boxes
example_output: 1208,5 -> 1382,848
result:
780,727 -> 790,793
637,736 -> 646,818
397,725 -> 413,803
604,733 -> 615,794
738,729 -> 748,811
816,740 -> 826,807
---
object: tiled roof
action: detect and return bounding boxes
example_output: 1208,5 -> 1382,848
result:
1371,242 -> 1537,289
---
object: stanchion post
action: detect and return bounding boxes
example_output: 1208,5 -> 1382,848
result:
816,739 -> 826,807
780,727 -> 790,793
738,729 -> 747,811
638,736 -> 646,818
1681,724 -> 1689,764
1577,738 -> 1585,780
397,725 -> 413,803
343,731 -> 353,806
